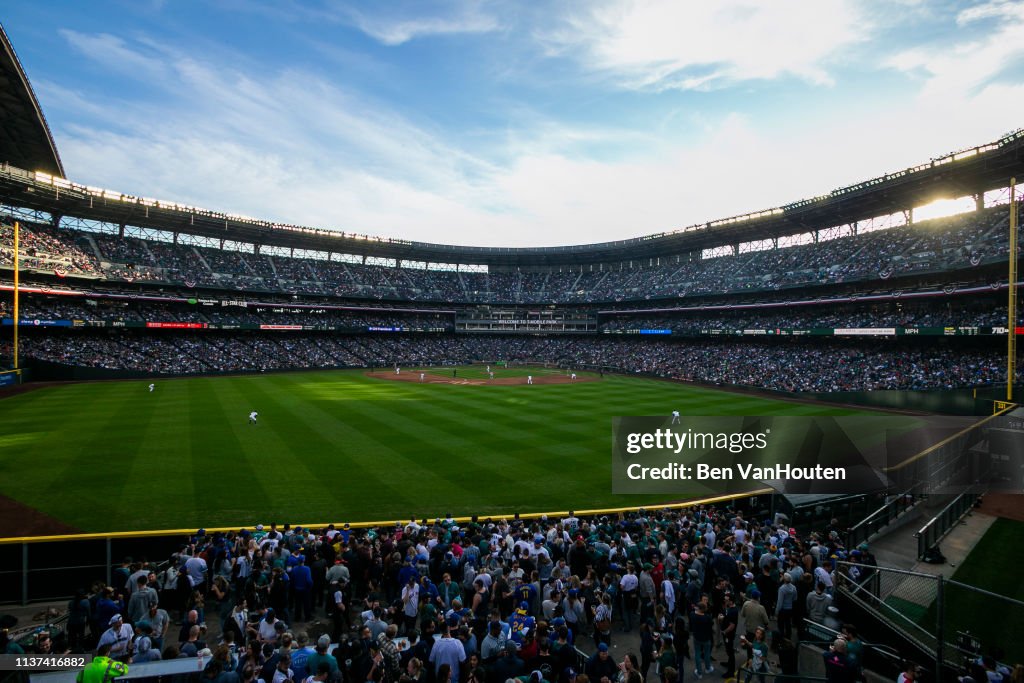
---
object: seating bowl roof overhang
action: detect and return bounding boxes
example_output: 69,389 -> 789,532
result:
0,23 -> 64,179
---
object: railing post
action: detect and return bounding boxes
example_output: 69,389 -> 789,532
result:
106,537 -> 112,587
21,542 -> 28,606
936,574 -> 945,677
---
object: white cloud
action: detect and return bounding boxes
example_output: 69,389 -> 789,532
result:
957,0 -> 1024,24
884,0 -> 1024,117
58,29 -> 169,81
40,11 -> 1024,250
536,0 -> 869,91
341,3 -> 499,45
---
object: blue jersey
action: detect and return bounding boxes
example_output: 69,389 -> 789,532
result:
516,583 -> 537,608
508,612 -> 536,644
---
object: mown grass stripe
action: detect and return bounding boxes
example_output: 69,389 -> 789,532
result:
0,369 -> 866,531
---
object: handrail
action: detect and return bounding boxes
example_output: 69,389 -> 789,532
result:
914,492 -> 981,560
846,485 -> 921,548
801,619 -> 903,665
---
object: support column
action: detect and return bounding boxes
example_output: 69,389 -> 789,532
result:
22,543 -> 28,605
1009,177 -> 1017,402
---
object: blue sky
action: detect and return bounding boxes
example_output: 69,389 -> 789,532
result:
3,1 -> 1023,247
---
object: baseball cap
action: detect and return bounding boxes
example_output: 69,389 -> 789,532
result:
520,601 -> 530,611
743,572 -> 754,580
597,643 -> 609,652
109,614 -> 122,625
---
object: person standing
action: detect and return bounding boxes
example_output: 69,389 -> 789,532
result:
775,573 -> 798,640
402,576 -> 421,634
429,625 -> 467,683
739,591 -> 769,641
689,599 -> 713,679
592,593 -> 613,649
98,615 -> 134,661
291,556 -> 314,623
619,565 -> 639,632
639,564 -> 657,623
718,592 -> 739,679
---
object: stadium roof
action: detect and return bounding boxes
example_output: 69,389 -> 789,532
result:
0,24 -> 64,178
1,130 -> 1022,268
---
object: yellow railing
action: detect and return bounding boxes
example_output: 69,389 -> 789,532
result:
0,489 -> 772,545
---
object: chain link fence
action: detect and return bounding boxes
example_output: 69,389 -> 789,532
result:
835,562 -> 1024,678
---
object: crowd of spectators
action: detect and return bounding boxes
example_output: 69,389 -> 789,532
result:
3,504 -> 927,683
4,295 -> 1011,336
2,203 -> 1019,304
0,222 -> 101,276
2,298 -> 455,329
12,505 -> 1016,683
600,303 -> 1010,333
7,332 -> 1011,391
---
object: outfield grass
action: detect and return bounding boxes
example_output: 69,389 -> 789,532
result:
920,518 -> 1024,662
0,369 -> 860,534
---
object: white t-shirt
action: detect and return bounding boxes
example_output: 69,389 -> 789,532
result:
258,618 -> 279,642
402,583 -> 420,618
184,556 -> 207,587
814,566 -> 834,588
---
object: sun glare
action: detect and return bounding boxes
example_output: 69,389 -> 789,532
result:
913,196 -> 977,223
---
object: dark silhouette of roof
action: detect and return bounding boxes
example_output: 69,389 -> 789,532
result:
0,22 -> 64,177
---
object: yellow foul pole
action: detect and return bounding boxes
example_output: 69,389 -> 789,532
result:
1009,179 -> 1017,402
12,220 -> 19,371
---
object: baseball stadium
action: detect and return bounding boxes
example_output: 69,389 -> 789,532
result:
0,7 -> 1022,683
